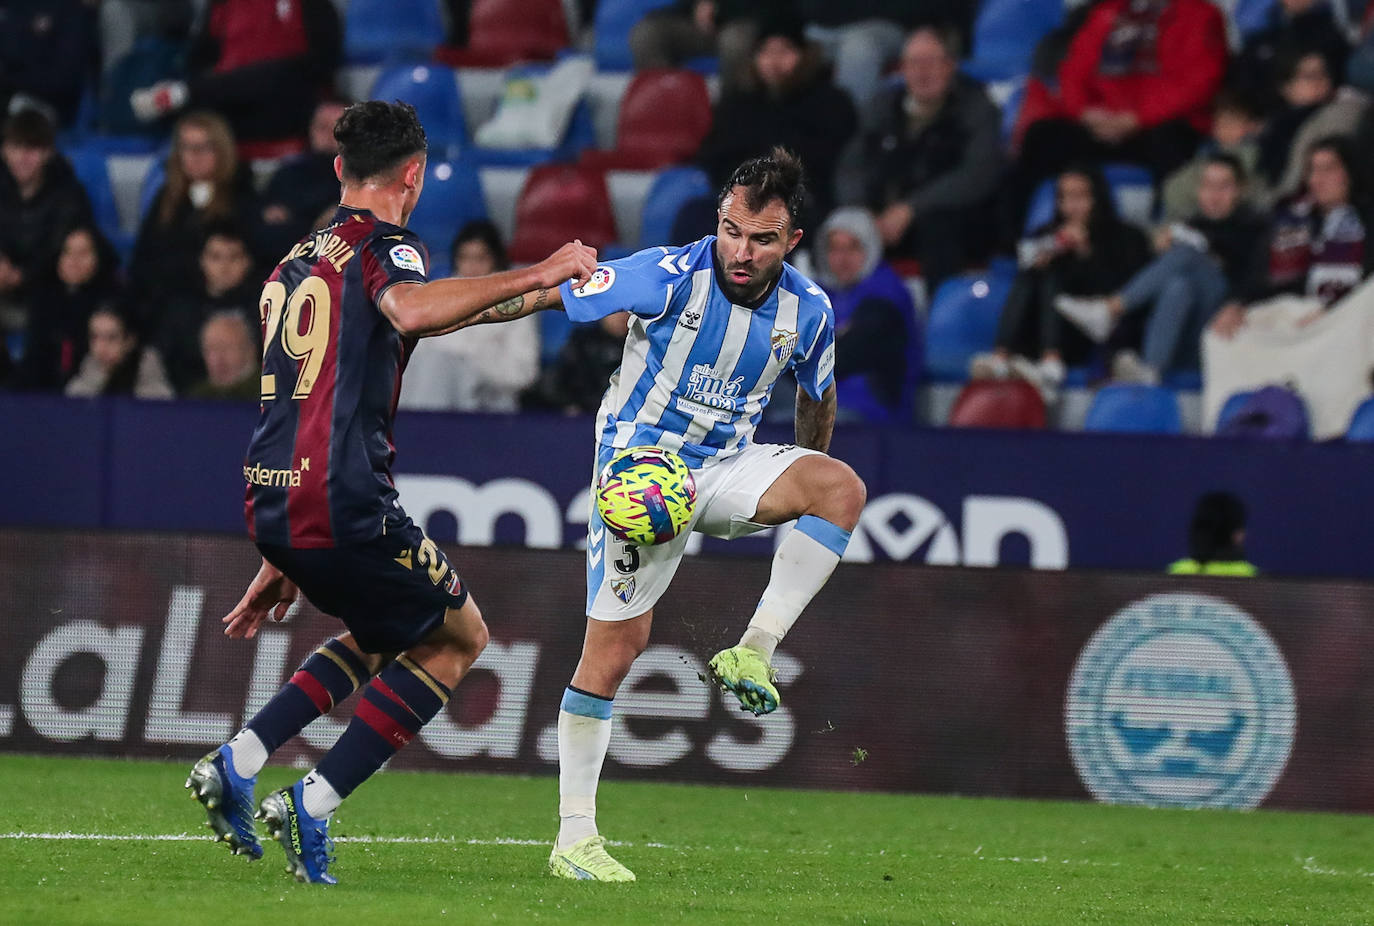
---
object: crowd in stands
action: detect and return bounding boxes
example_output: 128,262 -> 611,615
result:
5,0 -> 1374,440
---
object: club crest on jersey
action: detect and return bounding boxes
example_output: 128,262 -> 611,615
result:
444,571 -> 462,596
389,244 -> 425,274
573,266 -> 615,298
770,328 -> 799,362
611,576 -> 636,604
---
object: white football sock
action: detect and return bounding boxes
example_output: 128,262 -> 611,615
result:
556,698 -> 613,850
745,515 -> 851,655
226,728 -> 268,778
300,768 -> 343,820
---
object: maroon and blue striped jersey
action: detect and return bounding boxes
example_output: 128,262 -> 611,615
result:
244,205 -> 429,548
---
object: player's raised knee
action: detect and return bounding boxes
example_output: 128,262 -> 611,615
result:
810,457 -> 866,528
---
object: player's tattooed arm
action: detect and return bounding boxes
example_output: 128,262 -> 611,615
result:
452,286 -> 561,330
795,384 -> 837,453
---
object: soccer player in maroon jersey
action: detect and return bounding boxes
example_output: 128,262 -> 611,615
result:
185,100 -> 597,884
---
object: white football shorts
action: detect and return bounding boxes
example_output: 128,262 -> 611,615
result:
584,442 -> 821,620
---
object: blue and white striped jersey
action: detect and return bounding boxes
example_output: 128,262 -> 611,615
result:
558,237 -> 835,467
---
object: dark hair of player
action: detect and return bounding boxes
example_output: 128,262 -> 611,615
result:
719,146 -> 808,229
2,108 -> 56,149
334,100 -> 428,183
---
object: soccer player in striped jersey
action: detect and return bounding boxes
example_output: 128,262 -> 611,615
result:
461,147 -> 867,881
184,100 -> 597,884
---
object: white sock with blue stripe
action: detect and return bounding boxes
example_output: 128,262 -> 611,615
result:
556,686 -> 614,850
741,515 -> 852,661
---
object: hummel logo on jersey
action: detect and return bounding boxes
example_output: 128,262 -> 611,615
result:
679,307 -> 702,330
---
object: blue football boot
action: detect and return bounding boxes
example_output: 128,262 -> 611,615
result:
257,781 -> 337,884
185,745 -> 263,859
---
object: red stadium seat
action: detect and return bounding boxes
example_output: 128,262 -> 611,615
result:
436,0 -> 569,67
507,165 -> 619,265
580,69 -> 712,170
947,379 -> 1047,429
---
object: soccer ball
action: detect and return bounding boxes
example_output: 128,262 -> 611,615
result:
595,446 -> 697,546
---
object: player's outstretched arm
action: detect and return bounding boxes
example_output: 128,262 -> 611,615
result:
452,282 -> 569,330
222,558 -> 299,639
795,384 -> 837,453
380,241 -> 595,337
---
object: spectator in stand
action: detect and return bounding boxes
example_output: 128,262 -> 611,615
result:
186,310 -> 259,400
128,111 -> 259,316
0,108 -> 93,336
129,0 -> 341,146
1231,0 -> 1350,112
1007,0 -> 1228,233
0,0 -> 99,127
813,207 -> 921,425
697,18 -> 856,225
1160,91 -> 1270,222
13,224 -> 123,392
65,304 -> 174,399
256,98 -> 346,260
1167,491 -> 1257,576
1211,137 -> 1372,338
977,165 -> 1151,397
523,312 -> 632,415
1054,154 -> 1268,383
399,220 -> 539,413
840,24 -> 1001,289
629,1 -> 785,92
154,222 -> 261,394
1256,50 -> 1337,188
1271,64 -> 1370,203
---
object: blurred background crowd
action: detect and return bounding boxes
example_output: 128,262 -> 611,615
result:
5,0 -> 1374,439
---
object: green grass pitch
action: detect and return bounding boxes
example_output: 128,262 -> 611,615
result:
0,755 -> 1370,925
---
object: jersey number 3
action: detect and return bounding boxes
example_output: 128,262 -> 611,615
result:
259,277 -> 331,400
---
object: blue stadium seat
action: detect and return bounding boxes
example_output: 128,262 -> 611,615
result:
1024,162 -> 1156,232
540,308 -> 575,365
1215,389 -> 1255,432
371,65 -> 467,160
405,159 -> 487,276
1084,384 -> 1182,434
62,147 -> 126,253
1347,396 -> 1374,442
964,0 -> 1065,82
640,167 -> 711,248
344,0 -> 444,65
924,267 -> 1016,382
1233,0 -> 1277,38
595,0 -> 677,71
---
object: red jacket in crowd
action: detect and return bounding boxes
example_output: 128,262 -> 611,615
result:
1058,0 -> 1228,133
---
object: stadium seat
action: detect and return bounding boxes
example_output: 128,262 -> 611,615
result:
595,0 -> 677,71
371,65 -> 467,160
405,159 -> 487,277
1233,0 -> 1277,37
1024,162 -> 1157,232
540,308 -> 576,365
963,0 -> 1065,82
435,0 -> 568,68
924,267 -> 1016,382
1215,389 -> 1255,432
344,0 -> 445,65
62,146 -> 126,253
947,378 -> 1047,429
1346,396 -> 1374,442
507,165 -> 619,264
1083,384 -> 1182,434
639,167 -> 712,248
999,79 -> 1027,148
580,70 -> 712,171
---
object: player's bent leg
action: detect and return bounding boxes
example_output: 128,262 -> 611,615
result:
550,611 -> 652,882
262,600 -> 488,884
712,455 -> 865,715
187,633 -> 386,862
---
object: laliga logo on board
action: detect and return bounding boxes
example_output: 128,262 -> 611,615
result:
1065,593 -> 1296,809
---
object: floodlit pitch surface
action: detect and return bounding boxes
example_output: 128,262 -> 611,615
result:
0,756 -> 1370,924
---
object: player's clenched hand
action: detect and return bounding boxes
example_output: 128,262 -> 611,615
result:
535,240 -> 598,290
222,558 -> 299,639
